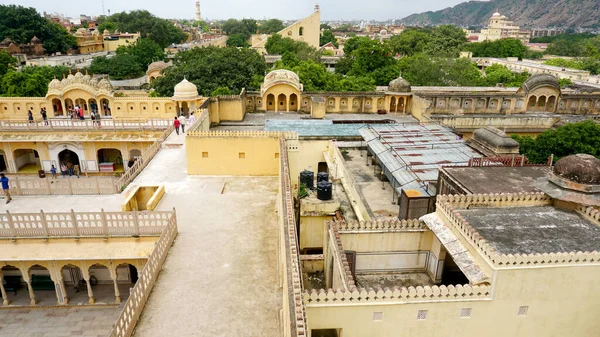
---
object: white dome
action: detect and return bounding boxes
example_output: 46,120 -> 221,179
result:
173,78 -> 199,100
492,12 -> 501,17
262,69 -> 303,93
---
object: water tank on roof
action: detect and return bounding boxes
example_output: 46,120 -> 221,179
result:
317,181 -> 332,201
300,170 -> 314,189
317,172 -> 329,183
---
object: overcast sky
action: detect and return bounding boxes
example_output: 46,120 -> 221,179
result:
0,0 -> 471,21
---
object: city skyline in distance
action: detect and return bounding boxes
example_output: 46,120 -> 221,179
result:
0,0 -> 470,21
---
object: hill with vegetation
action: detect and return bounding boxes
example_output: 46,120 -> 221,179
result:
400,0 -> 600,29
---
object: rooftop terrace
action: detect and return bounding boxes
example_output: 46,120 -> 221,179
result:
443,166 -> 550,194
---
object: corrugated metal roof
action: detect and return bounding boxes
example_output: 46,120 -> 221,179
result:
360,124 -> 481,196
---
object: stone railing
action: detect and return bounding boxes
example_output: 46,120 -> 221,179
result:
115,125 -> 174,191
577,206 -> 600,225
279,138 -> 307,337
8,176 -> 118,195
303,284 -> 491,305
0,209 -> 174,238
338,219 -> 427,233
328,222 -> 356,290
109,209 -> 178,337
187,129 -> 296,139
186,109 -> 210,134
436,193 -> 600,267
0,119 -> 171,131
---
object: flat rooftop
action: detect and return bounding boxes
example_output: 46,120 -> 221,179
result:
0,237 -> 157,261
458,205 -> 600,255
443,166 -> 550,194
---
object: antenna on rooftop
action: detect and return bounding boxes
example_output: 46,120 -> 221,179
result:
102,0 -> 106,16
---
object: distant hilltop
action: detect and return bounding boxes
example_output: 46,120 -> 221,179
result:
400,0 -> 600,29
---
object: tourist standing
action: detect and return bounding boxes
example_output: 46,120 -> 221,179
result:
178,114 -> 187,133
66,161 -> 73,176
173,117 -> 181,135
188,112 -> 196,127
73,164 -> 80,178
40,108 -> 48,125
50,165 -> 57,180
1,173 -> 11,204
28,110 -> 34,123
60,163 -> 67,177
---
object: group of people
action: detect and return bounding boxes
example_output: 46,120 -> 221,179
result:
173,112 -> 196,135
27,107 -> 49,125
55,162 -> 80,178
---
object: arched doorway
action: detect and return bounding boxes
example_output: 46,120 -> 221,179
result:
60,264 -> 85,304
88,99 -> 98,114
128,149 -> 142,169
398,97 -> 405,112
0,149 -> 7,172
64,98 -> 74,111
52,98 -> 64,116
546,96 -> 556,112
13,149 -> 40,172
97,149 -> 123,172
277,94 -> 287,112
1,265 -> 23,305
75,98 -> 88,114
180,102 -> 189,115
390,97 -> 397,112
28,264 -> 54,306
117,263 -> 138,285
100,99 -> 111,116
289,94 -> 298,112
58,149 -> 80,169
88,264 -> 113,303
266,94 -> 275,111
527,96 -> 537,111
537,96 -> 546,111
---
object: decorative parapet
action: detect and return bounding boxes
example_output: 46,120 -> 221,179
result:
303,284 -> 491,305
328,222 -> 356,291
187,130 -> 298,139
338,219 -> 427,233
436,193 -> 600,267
577,206 -> 600,225
279,138 -> 307,337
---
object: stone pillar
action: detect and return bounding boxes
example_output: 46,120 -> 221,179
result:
85,276 -> 95,304
110,268 -> 121,303
0,272 -> 11,306
54,275 -> 68,305
23,274 -> 37,305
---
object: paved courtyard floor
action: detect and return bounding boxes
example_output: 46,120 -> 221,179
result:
0,307 -> 120,337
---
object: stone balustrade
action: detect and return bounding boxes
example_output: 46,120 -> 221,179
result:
0,209 -> 173,238
0,119 -> 171,131
328,222 -> 356,291
187,129 -> 297,139
303,284 -> 492,305
338,219 -> 427,232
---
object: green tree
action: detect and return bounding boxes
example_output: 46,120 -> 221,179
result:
465,38 -> 527,59
0,71 -> 46,97
320,30 -> 338,47
397,54 -> 483,86
116,38 -> 164,69
211,87 -> 233,96
424,25 -> 467,57
151,46 -> 266,97
101,10 -> 187,48
97,21 -> 117,33
226,33 -> 249,47
337,37 -> 398,86
258,19 -> 284,34
0,50 -> 17,77
481,64 -> 529,87
342,36 -> 371,55
512,121 -> 600,164
265,34 -> 320,61
89,54 -> 145,80
320,23 -> 332,30
389,28 -> 430,56
0,5 -> 76,54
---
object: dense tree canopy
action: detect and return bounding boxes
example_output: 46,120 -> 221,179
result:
465,38 -> 527,59
512,121 -> 600,164
89,38 -> 164,80
258,19 -> 284,34
151,46 -> 267,97
544,58 -> 600,75
97,11 -> 187,48
389,28 -> 431,56
226,34 -> 249,47
0,5 -> 76,54
0,65 -> 69,97
265,34 -> 320,61
0,50 -> 16,77
423,25 -> 468,58
320,30 -> 338,47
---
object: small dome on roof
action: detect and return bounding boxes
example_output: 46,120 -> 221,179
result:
520,74 -> 560,94
553,154 -> 600,185
147,61 -> 169,75
388,75 -> 411,93
173,78 -> 199,100
492,12 -> 501,17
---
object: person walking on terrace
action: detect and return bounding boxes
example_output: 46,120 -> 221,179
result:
188,112 -> 196,127
27,110 -> 34,123
40,108 -> 48,125
178,114 -> 187,134
173,117 -> 181,135
50,165 -> 57,180
1,173 -> 11,204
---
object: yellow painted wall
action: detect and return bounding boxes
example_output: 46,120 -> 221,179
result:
300,215 -> 329,250
186,135 -> 281,176
287,140 -> 329,191
306,264 -> 600,337
340,231 -> 433,252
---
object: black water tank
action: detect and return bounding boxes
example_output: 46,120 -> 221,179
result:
317,172 -> 329,183
300,170 -> 314,189
317,181 -> 332,201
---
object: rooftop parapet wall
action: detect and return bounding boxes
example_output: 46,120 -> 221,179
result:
436,193 -> 600,267
303,283 -> 491,306
338,219 -> 427,233
186,130 -> 297,139
327,222 -> 356,291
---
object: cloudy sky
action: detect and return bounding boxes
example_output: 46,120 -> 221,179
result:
0,0 -> 471,21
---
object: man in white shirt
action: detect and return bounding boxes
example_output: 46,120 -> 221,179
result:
187,112 -> 196,127
178,114 -> 187,133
